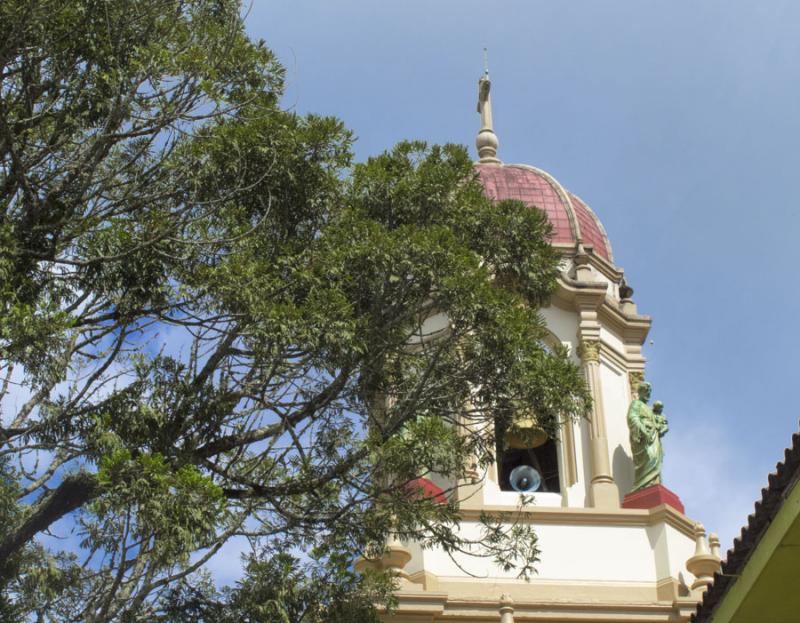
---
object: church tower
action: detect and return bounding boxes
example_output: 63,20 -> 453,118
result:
367,73 -> 721,622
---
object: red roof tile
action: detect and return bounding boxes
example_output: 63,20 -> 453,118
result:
475,164 -> 613,262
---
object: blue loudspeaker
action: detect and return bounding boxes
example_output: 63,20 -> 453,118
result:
509,465 -> 542,492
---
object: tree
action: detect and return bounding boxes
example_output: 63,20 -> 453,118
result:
0,1 -> 591,620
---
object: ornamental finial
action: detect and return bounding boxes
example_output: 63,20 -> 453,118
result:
476,49 -> 501,164
499,593 -> 515,623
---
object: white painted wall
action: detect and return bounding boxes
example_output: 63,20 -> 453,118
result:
599,325 -> 626,355
416,311 -> 449,343
564,417 -> 589,507
541,305 -> 579,348
664,524 -> 699,586
411,520 -> 695,584
481,480 -> 563,508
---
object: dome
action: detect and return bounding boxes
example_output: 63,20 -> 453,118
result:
475,163 -> 614,263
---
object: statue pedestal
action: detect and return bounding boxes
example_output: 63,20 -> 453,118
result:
405,477 -> 448,504
622,484 -> 684,514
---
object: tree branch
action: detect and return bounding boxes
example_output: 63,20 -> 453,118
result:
0,471 -> 101,582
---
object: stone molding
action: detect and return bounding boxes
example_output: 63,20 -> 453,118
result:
387,590 -> 700,622
551,242 -> 623,283
457,503 -> 697,538
553,275 -> 652,345
599,339 -> 632,372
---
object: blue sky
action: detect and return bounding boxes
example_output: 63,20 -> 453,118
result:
246,1 -> 800,553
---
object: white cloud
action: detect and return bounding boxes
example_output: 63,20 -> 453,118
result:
200,534 -> 253,588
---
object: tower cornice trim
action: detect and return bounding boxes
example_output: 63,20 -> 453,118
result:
458,503 -> 696,538
553,276 -> 652,346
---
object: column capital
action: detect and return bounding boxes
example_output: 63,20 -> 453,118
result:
577,339 -> 600,363
628,370 -> 645,398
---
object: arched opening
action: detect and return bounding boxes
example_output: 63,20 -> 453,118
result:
492,331 -> 566,494
498,442 -> 560,493
495,418 -> 561,493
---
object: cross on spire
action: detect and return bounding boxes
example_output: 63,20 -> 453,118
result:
476,49 -> 501,164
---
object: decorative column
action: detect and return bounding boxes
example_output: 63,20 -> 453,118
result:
578,339 -> 620,509
353,532 -> 413,585
573,241 -> 593,281
686,523 -> 722,592
382,533 -> 412,582
709,532 -> 722,559
453,399 -> 488,511
618,278 -> 638,315
499,593 -> 515,623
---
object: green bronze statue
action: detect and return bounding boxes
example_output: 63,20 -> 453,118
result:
627,382 -> 669,491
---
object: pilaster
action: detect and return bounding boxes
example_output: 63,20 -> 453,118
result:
578,339 -> 620,509
453,400 -> 488,510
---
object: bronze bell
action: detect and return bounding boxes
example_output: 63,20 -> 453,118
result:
505,411 -> 548,449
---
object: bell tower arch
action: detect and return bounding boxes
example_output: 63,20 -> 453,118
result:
370,73 -> 721,622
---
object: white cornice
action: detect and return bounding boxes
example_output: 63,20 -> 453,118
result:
458,503 -> 696,538
554,275 -> 652,346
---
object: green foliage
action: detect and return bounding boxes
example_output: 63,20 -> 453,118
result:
159,553 -> 391,623
93,450 -> 225,565
0,2 -> 591,620
226,553 -> 387,623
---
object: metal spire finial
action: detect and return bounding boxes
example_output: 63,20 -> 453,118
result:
476,49 -> 501,164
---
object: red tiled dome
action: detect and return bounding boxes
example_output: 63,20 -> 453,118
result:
475,163 -> 613,262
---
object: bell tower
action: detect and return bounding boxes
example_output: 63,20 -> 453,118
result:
369,73 -> 721,622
